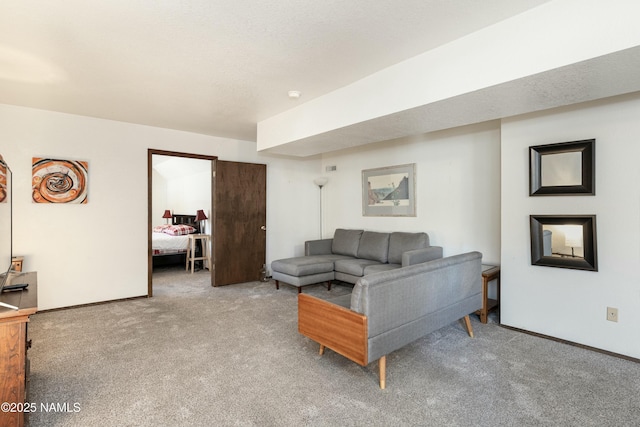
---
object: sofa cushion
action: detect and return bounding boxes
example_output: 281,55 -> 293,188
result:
272,270 -> 335,287
356,231 -> 390,263
271,256 -> 334,277
363,263 -> 401,275
334,258 -> 381,277
388,232 -> 429,264
332,229 -> 363,257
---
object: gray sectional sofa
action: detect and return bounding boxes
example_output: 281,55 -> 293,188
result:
298,251 -> 483,388
271,228 -> 444,292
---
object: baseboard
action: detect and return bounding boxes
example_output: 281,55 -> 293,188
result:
37,295 -> 148,313
500,324 -> 640,364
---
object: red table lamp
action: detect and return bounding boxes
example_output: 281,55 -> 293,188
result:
195,209 -> 208,233
162,210 -> 172,224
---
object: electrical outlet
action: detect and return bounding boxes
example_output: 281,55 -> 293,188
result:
606,307 -> 618,322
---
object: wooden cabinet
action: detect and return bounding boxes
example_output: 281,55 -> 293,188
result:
0,272 -> 37,427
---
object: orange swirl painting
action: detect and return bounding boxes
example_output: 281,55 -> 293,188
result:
32,158 -> 88,204
0,157 -> 6,203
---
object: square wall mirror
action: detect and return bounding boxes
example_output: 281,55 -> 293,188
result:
530,139 -> 595,196
530,215 -> 598,271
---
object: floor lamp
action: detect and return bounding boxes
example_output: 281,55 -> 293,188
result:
314,177 -> 328,239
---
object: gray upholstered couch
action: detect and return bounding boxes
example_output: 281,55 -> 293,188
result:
298,251 -> 483,388
271,228 -> 443,292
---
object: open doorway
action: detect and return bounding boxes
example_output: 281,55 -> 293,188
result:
148,149 -> 216,296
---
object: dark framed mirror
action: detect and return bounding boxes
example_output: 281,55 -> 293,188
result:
529,139 -> 595,196
530,215 -> 598,271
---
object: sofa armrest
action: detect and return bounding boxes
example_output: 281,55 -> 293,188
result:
298,294 -> 368,365
401,246 -> 443,267
305,239 -> 334,256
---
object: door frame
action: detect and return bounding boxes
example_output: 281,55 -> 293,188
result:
147,149 -> 217,297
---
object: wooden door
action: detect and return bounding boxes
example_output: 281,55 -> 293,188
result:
213,161 -> 266,286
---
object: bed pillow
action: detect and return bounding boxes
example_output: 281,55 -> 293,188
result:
163,224 -> 196,236
153,224 -> 171,233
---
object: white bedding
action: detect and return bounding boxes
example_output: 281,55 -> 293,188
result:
152,232 -> 190,254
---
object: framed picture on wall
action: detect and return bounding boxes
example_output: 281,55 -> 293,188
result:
0,157 -> 7,203
32,157 -> 89,204
362,163 -> 416,216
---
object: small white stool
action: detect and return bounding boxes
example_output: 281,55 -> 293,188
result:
186,234 -> 211,273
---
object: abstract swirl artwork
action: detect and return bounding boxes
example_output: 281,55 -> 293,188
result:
0,157 -> 6,203
32,158 -> 88,204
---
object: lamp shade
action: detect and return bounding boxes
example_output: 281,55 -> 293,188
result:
195,209 -> 208,221
162,210 -> 172,219
314,177 -> 328,187
563,225 -> 583,248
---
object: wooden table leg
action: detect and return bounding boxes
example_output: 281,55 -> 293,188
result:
479,266 -> 500,324
480,275 -> 489,323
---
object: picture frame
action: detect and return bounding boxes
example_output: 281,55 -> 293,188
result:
362,163 -> 415,217
32,157 -> 89,204
530,214 -> 598,271
529,139 -> 595,196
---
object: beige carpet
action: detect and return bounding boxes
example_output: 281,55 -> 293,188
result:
26,266 -> 640,426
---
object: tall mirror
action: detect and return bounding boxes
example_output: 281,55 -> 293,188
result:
530,215 -> 598,271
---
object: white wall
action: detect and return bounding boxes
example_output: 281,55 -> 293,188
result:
0,104 -> 320,310
166,167 -> 211,233
501,93 -> 640,359
265,155 -> 328,259
152,169 -> 168,228
319,121 -> 501,263
167,170 -> 210,215
152,159 -> 212,232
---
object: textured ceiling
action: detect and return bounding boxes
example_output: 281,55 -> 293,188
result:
0,0 -> 550,142
263,46 -> 640,157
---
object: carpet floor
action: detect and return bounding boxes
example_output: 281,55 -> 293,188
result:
25,266 -> 640,426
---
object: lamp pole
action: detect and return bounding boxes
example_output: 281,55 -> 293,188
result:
314,177 -> 328,239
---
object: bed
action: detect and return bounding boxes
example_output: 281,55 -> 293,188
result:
152,214 -> 199,268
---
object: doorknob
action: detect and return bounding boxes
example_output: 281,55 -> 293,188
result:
261,226 -> 266,231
